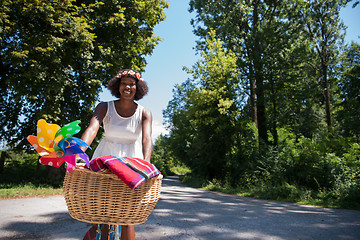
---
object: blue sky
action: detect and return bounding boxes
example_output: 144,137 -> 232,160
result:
99,1 -> 360,140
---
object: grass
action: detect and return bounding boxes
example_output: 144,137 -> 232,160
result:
0,184 -> 63,199
170,163 -> 192,176
180,174 -> 360,211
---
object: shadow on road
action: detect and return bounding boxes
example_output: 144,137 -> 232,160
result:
0,176 -> 359,240
136,176 -> 360,240
1,212 -> 89,240
0,196 -> 90,239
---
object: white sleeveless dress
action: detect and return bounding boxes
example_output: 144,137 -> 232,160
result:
91,101 -> 144,160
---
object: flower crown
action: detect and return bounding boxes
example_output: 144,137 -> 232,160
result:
116,70 -> 144,82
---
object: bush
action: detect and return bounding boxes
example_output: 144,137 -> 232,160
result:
0,151 -> 64,189
0,150 -> 64,199
151,135 -> 176,176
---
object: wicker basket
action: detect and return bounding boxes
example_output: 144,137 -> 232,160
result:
63,168 -> 162,225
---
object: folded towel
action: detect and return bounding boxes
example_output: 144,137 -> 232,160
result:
122,157 -> 161,180
89,155 -> 161,190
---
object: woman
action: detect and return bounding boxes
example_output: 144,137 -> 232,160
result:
81,69 -> 152,240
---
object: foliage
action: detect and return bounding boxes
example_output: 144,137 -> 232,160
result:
163,30 -> 240,180
151,134 -> 174,176
300,0 -> 347,127
0,150 -> 64,199
188,0 -> 351,145
151,134 -> 192,176
338,42 -> 360,139
180,128 -> 360,210
0,0 -> 169,148
189,0 -> 310,145
350,0 -> 360,7
153,0 -> 360,209
181,175 -> 360,210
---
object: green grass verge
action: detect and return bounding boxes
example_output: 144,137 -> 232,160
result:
0,184 -> 63,199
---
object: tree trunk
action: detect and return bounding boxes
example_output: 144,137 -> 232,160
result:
249,69 -> 258,126
256,77 -> 268,145
270,78 -> 278,146
322,63 -> 332,127
252,0 -> 268,146
0,151 -> 6,173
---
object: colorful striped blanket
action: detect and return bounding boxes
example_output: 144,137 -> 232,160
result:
88,155 -> 161,190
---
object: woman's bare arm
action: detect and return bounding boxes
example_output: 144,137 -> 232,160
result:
80,102 -> 107,152
142,108 -> 153,162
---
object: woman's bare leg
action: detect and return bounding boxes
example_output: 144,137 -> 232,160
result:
121,225 -> 135,240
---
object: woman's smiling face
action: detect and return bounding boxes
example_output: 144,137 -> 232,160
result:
119,77 -> 137,100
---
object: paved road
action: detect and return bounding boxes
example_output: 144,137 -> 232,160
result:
0,176 -> 360,240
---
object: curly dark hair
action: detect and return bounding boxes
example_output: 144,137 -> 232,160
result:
107,69 -> 149,100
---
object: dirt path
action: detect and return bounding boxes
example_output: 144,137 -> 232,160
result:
0,176 -> 359,239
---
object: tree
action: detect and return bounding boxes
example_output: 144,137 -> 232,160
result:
0,0 -> 168,147
189,0 -> 308,146
300,0 -> 348,128
151,134 -> 174,176
338,43 -> 360,139
189,0 -> 258,127
164,31 -> 240,179
350,0 -> 359,7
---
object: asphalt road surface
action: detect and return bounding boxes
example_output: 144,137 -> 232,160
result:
0,176 -> 359,240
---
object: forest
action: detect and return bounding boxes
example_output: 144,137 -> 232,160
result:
151,0 -> 360,209
1,0 -> 359,208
